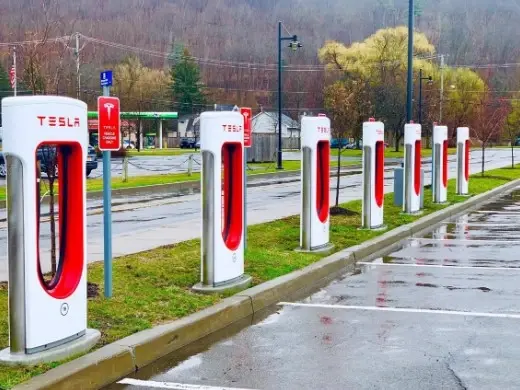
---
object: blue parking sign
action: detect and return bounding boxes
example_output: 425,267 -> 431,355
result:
100,70 -> 113,87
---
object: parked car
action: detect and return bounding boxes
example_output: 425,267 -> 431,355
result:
0,145 -> 98,178
0,153 -> 5,178
180,137 -> 198,149
123,140 -> 135,149
330,138 -> 349,149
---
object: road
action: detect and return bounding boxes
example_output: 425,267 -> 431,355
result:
110,185 -> 520,390
0,149 -> 517,281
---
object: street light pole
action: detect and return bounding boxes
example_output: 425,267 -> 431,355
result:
277,21 -> 302,170
418,69 -> 433,125
406,0 -> 414,124
278,21 -> 283,170
419,68 -> 423,124
439,54 -> 445,123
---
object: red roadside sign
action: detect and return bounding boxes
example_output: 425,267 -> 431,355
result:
98,96 -> 121,151
240,107 -> 252,148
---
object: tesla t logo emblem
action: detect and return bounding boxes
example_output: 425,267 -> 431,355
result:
60,303 -> 69,316
37,116 -> 81,127
104,103 -> 115,120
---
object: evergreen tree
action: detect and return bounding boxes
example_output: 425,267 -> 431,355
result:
170,48 -> 206,115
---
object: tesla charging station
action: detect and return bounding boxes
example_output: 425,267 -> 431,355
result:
298,115 -> 333,252
0,96 -> 99,365
193,111 -> 252,293
432,124 -> 448,203
403,123 -> 422,214
457,127 -> 470,195
362,119 -> 385,229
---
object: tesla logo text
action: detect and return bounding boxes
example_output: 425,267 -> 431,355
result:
376,129 -> 384,135
37,116 -> 80,127
104,103 -> 115,120
222,124 -> 243,133
317,126 -> 330,134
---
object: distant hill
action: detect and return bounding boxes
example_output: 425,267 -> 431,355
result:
0,0 -> 518,108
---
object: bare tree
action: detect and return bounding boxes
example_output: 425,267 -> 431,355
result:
472,97 -> 510,175
506,98 -> 520,168
324,80 -> 371,210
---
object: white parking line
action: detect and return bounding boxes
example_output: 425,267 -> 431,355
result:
407,238 -> 520,245
444,222 -> 519,227
118,378 -> 257,390
474,211 -> 520,214
356,262 -> 520,271
278,302 -> 520,319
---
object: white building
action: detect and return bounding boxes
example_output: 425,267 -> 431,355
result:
252,111 -> 300,138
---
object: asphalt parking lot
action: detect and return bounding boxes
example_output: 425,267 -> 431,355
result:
113,187 -> 520,390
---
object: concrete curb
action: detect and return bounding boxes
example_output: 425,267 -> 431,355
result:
14,178 -> 520,390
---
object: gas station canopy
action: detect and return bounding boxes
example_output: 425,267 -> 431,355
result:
87,111 -> 178,120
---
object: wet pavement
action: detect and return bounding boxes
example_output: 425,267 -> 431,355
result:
0,149 -> 517,281
110,187 -> 520,389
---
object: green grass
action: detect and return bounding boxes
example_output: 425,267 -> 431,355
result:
1,165 -> 520,387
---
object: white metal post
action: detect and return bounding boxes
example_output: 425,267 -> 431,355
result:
159,120 -> 163,149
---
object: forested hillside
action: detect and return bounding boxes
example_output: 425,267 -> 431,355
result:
0,0 -> 519,110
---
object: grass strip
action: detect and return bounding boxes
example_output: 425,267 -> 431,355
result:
330,147 -> 458,158
0,165 -> 519,388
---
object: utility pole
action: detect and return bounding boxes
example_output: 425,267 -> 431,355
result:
406,0 -> 414,124
439,54 -> 445,123
12,47 -> 17,96
75,33 -> 81,100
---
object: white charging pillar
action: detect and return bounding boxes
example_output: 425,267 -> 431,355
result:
432,125 -> 448,203
362,119 -> 385,229
194,111 -> 252,293
298,115 -> 333,252
0,96 -> 99,365
457,127 -> 470,195
403,123 -> 422,214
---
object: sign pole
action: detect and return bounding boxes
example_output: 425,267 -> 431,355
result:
102,86 -> 112,298
244,147 -> 247,249
99,69 -> 118,299
240,108 -> 252,250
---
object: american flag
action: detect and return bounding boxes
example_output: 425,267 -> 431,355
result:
8,65 -> 16,90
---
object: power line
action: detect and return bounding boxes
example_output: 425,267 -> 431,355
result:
4,34 -> 520,74
0,36 -> 71,47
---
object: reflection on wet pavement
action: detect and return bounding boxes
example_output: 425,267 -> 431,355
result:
109,187 -> 520,389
